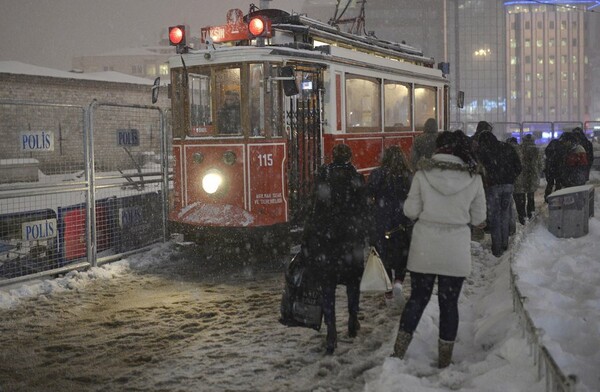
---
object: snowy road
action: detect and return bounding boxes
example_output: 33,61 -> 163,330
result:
0,237 -> 542,392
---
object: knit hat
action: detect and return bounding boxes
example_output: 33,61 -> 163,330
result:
476,121 -> 493,133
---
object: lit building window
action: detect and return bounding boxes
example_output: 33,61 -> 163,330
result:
510,39 -> 517,48
525,73 -> 531,81
561,38 -> 567,46
159,64 -> 169,76
561,21 -> 567,30
146,64 -> 157,76
536,73 -> 543,81
572,55 -> 577,64
525,39 -> 531,48
549,38 -> 555,47
536,39 -> 543,47
526,90 -> 532,99
511,56 -> 517,65
561,55 -> 567,64
549,56 -> 555,65
538,57 -> 543,65
561,72 -> 568,81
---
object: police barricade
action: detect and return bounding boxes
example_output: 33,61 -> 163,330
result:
0,100 -> 168,286
88,101 -> 168,266
0,100 -> 88,282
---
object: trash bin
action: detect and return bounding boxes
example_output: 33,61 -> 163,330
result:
547,185 -> 595,238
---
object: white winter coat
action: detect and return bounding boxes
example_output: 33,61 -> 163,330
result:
404,154 -> 487,277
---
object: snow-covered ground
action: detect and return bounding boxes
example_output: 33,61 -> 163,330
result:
0,184 -> 598,391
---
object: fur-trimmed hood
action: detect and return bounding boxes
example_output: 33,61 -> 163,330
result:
418,154 -> 479,196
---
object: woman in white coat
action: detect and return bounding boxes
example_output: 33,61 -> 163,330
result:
391,130 -> 487,368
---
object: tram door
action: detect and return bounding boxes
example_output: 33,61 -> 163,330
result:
285,67 -> 323,228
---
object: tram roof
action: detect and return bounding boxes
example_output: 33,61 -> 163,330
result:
182,8 -> 437,68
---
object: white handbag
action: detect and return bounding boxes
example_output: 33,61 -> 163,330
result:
360,247 -> 393,293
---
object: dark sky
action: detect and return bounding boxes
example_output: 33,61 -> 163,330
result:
0,0 -> 302,71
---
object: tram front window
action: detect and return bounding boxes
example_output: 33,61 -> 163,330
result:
216,67 -> 241,135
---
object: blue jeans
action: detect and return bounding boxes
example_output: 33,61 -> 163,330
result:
399,272 -> 465,341
486,184 -> 514,256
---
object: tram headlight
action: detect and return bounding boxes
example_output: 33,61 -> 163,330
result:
202,170 -> 224,194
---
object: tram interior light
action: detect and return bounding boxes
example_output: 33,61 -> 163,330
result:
202,171 -> 223,194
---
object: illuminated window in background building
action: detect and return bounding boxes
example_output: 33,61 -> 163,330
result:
510,39 -> 517,48
146,64 -> 157,76
572,55 -> 578,64
537,90 -> 544,98
537,39 -> 543,47
562,72 -> 568,81
561,21 -> 567,30
538,57 -> 544,65
561,38 -> 567,47
549,38 -> 555,47
550,107 -> 556,116
549,56 -> 555,65
526,90 -> 532,99
562,89 -> 568,99
511,56 -> 518,65
159,64 -> 169,76
561,55 -> 567,64
525,73 -> 531,81
525,39 -> 531,47
511,90 -> 517,100
537,73 -> 543,81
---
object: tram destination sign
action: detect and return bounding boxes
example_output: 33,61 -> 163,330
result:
117,128 -> 140,147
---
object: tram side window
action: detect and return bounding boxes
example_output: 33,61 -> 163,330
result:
346,75 -> 381,132
268,64 -> 283,137
249,64 -> 265,137
189,73 -> 211,134
414,85 -> 437,132
384,81 -> 411,132
216,67 -> 242,135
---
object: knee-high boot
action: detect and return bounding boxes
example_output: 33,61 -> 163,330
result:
391,329 -> 412,359
438,339 -> 454,368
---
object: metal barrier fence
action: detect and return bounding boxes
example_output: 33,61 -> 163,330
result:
508,210 -> 578,392
449,121 -> 592,145
0,99 -> 168,286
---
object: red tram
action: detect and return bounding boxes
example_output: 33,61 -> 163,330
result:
166,6 -> 449,249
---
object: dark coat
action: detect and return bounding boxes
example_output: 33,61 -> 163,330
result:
477,133 -> 522,188
366,167 -> 412,242
544,139 -> 564,182
305,162 -> 368,284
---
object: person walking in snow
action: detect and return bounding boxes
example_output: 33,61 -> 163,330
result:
572,127 -> 594,181
477,131 -> 522,257
391,131 -> 486,368
410,117 -> 439,167
513,134 -> 542,224
557,132 -> 589,188
304,143 -> 369,355
366,146 -> 413,306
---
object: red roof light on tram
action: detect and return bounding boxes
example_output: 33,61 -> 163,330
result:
248,16 -> 271,38
169,25 -> 188,53
169,26 -> 185,45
